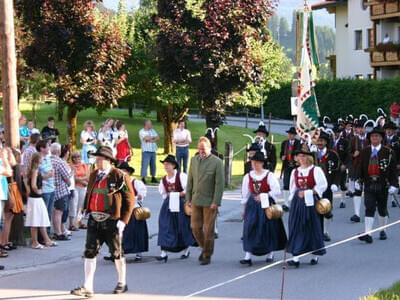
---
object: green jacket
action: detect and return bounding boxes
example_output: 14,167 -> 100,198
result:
186,154 -> 224,206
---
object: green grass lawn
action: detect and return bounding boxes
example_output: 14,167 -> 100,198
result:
362,282 -> 400,300
18,101 -> 286,186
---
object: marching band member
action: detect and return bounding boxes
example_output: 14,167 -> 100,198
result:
286,144 -> 328,268
240,152 -> 287,266
314,131 -> 341,242
280,127 -> 301,211
244,143 -> 260,175
357,127 -> 398,244
254,122 -> 277,172
157,155 -> 196,262
71,146 -> 135,297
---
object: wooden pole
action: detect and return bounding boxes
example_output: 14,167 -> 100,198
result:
224,142 -> 233,187
0,0 -> 20,148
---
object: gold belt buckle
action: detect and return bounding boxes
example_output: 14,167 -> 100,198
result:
90,212 -> 111,222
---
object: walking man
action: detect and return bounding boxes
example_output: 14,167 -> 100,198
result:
173,120 -> 192,173
186,137 -> 224,265
139,120 -> 159,184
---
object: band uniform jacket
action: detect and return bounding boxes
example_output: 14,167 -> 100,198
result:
314,149 -> 341,186
84,167 -> 135,224
280,139 -> 301,170
332,136 -> 351,166
349,135 -> 369,178
261,141 -> 277,172
357,146 -> 398,188
383,135 -> 400,163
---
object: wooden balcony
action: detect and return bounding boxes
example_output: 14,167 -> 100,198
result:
369,1 -> 400,20
370,49 -> 400,67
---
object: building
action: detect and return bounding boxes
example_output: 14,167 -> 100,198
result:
313,0 -> 400,79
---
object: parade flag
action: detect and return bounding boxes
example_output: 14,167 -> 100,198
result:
296,7 -> 320,143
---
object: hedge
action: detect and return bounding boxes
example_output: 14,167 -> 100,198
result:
261,77 -> 400,121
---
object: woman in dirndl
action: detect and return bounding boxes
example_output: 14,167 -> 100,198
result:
115,120 -> 131,163
80,120 -> 97,165
240,151 -> 287,266
157,155 -> 196,262
286,144 -> 328,267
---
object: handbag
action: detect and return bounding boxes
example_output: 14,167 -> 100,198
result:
7,181 -> 24,214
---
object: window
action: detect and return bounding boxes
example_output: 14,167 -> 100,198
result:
355,74 -> 364,80
368,74 -> 375,80
355,30 -> 363,50
367,28 -> 374,48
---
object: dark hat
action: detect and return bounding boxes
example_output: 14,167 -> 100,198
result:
345,115 -> 354,125
90,146 -> 116,162
250,151 -> 265,162
354,119 -> 365,128
48,116 -> 55,122
116,161 -> 135,174
332,124 -> 341,133
384,121 -> 397,130
318,131 -> 331,143
286,127 -> 297,135
367,127 -> 385,140
254,121 -> 269,137
247,143 -> 260,152
160,154 -> 178,169
295,143 -> 313,156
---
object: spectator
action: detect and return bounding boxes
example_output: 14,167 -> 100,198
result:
389,101 -> 400,127
80,121 -> 97,165
115,120 -> 131,163
50,143 -> 71,241
70,151 -> 89,229
383,33 -> 391,44
37,140 -> 55,226
27,120 -> 40,135
19,115 -> 30,148
22,133 -> 41,189
41,117 -> 59,143
98,119 -> 115,146
25,153 -> 57,249
139,120 -> 159,184
173,120 -> 192,173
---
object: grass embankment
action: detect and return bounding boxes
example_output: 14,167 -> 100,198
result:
362,282 -> 400,300
18,101 -> 286,187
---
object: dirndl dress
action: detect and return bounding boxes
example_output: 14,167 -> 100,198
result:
123,209 -> 149,254
116,139 -> 131,163
82,144 -> 97,164
243,194 -> 287,256
25,197 -> 51,227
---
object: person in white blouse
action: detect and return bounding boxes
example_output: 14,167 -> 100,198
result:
156,155 -> 196,262
97,119 -> 116,153
240,152 -> 287,266
286,144 -> 328,268
80,121 -> 97,165
173,120 -> 192,173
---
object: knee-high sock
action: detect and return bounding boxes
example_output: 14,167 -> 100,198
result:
379,216 -> 388,232
348,179 -> 355,193
340,191 -> 346,204
323,218 -> 331,234
283,190 -> 290,206
266,252 -> 274,260
114,258 -> 126,285
244,252 -> 251,260
84,258 -> 97,292
365,216 -> 374,234
353,196 -> 361,217
183,247 -> 190,256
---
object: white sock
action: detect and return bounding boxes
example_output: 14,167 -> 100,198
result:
266,252 -> 274,259
283,190 -> 290,206
160,250 -> 167,258
348,180 -> 355,193
379,216 -> 388,232
184,248 -> 190,256
312,255 -> 319,261
135,252 -> 142,258
114,258 -> 126,285
292,256 -> 299,263
340,191 -> 345,204
353,196 -> 361,216
244,252 -> 251,260
323,218 -> 331,235
83,258 -> 96,292
365,216 -> 374,234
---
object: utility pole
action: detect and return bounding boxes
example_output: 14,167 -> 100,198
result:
0,0 -> 20,148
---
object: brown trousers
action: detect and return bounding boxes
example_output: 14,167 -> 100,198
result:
190,203 -> 217,258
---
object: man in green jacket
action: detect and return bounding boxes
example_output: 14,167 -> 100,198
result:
186,137 -> 224,265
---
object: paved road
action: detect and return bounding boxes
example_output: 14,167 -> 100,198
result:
1,185 -> 400,300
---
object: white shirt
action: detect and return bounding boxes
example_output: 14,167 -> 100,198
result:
289,165 -> 328,201
173,128 -> 192,147
132,179 -> 147,208
371,144 -> 382,154
241,170 -> 281,204
81,130 -> 97,145
158,172 -> 188,200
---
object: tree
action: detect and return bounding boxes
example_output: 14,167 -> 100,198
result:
267,14 -> 279,41
16,0 -> 129,147
279,16 -> 290,42
156,0 -> 280,147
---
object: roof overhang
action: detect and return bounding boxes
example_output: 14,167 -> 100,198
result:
312,0 -> 347,13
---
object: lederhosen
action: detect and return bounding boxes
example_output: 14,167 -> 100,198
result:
332,137 -> 350,191
84,177 -> 123,259
282,140 -> 297,190
260,141 -> 277,173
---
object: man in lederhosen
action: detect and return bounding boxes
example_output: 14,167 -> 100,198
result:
357,127 -> 398,244
254,121 -> 277,173
332,124 -> 351,208
71,146 -> 135,297
383,121 -> 400,208
280,127 -> 301,211
315,131 -> 341,242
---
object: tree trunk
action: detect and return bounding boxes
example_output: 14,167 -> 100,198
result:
157,110 -> 162,122
32,101 -> 36,124
128,102 -> 133,118
67,106 -> 78,150
205,111 -> 221,151
57,100 -> 64,121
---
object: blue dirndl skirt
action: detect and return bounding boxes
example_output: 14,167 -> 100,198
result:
123,213 -> 149,254
286,189 -> 326,256
82,144 -> 97,164
243,194 -> 287,256
157,196 -> 197,252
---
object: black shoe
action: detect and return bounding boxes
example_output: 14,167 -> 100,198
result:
141,177 -> 147,184
392,200 -> 397,207
282,204 -> 289,212
266,256 -> 274,263
200,257 -> 211,265
358,234 -> 373,244
198,253 -> 204,262
345,191 -> 353,197
180,251 -> 190,259
54,234 -> 70,241
113,283 -> 128,294
350,215 -> 361,223
156,255 -> 168,263
71,286 -> 94,298
339,202 -> 346,208
323,233 -> 331,242
104,256 -> 115,262
240,259 -> 252,266
133,255 -> 142,262
287,260 -> 300,268
379,231 -> 387,240
151,177 -> 158,183
214,232 -> 219,239
310,258 -> 319,265
0,265 -> 4,271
